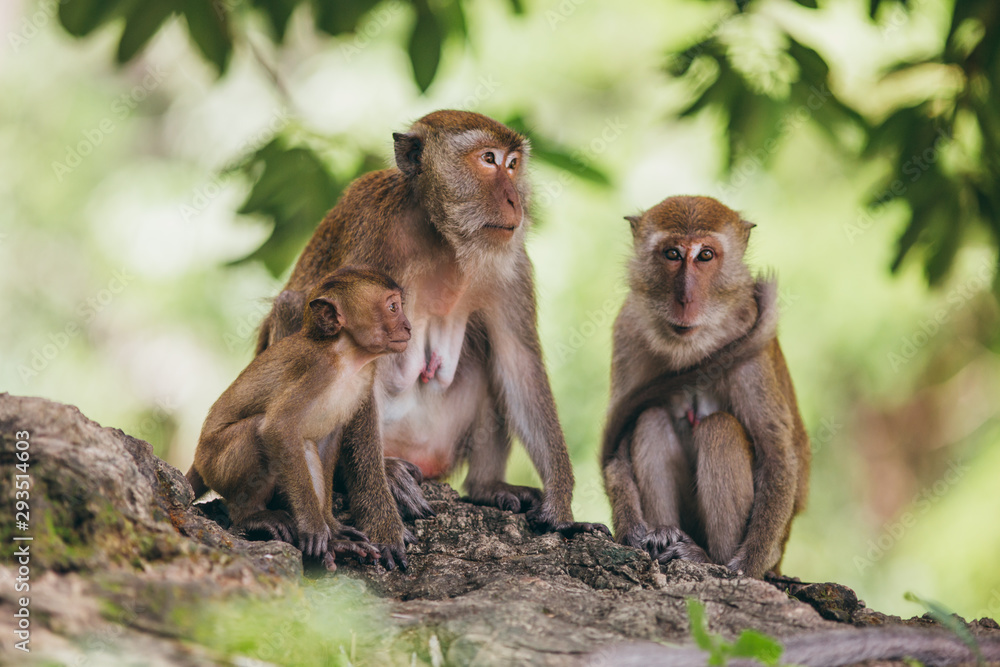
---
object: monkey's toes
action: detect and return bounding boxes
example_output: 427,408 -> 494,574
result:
403,527 -> 417,545
551,521 -> 612,539
330,540 -> 380,564
374,543 -> 408,571
393,458 -> 425,484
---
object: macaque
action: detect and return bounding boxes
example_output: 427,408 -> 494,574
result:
256,110 -> 607,537
602,196 -> 809,578
187,267 -> 412,570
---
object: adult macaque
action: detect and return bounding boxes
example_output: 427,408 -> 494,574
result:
257,110 -> 606,537
602,196 -> 809,578
188,267 -> 412,570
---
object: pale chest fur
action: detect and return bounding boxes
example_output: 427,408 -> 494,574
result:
300,362 -> 374,441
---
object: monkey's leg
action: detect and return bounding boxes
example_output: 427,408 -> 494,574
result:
485,317 -> 609,537
384,457 -> 435,520
340,398 -> 408,571
200,418 -> 298,544
604,446 -> 649,548
630,408 -> 710,565
693,412 -> 754,565
462,399 -> 545,513
316,431 -> 380,568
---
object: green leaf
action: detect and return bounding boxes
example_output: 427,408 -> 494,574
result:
251,0 -> 304,42
313,0 -> 382,36
59,0 -> 124,36
686,599 -> 714,652
181,0 -> 233,74
117,1 -> 177,63
408,0 -> 444,93
731,630 -> 784,666
233,140 -> 340,277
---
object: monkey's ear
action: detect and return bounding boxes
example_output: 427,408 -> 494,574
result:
624,215 -> 641,234
393,132 -> 423,178
742,220 -> 757,238
308,297 -> 344,337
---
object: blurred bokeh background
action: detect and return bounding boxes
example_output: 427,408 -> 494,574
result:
1,0 -> 998,622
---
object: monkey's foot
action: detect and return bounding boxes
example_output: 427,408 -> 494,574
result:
385,457 -> 436,520
298,523 -> 335,559
644,525 -> 711,565
371,541 -> 408,571
235,510 -> 297,544
464,482 -> 542,514
322,527 -> 381,571
547,521 -> 612,539
419,352 -> 442,383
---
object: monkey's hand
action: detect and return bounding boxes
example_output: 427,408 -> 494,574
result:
643,525 -> 711,565
526,501 -> 611,539
322,526 -> 381,572
464,481 -> 543,514
297,520 -> 333,559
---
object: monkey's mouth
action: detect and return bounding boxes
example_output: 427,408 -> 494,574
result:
483,224 -> 517,234
671,325 -> 697,336
387,338 -> 410,352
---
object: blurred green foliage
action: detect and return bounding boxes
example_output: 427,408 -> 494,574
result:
55,0 -> 1000,286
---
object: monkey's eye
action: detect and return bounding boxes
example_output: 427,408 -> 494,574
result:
388,302 -> 398,313
507,156 -> 517,170
697,248 -> 715,262
482,151 -> 496,165
663,248 -> 682,261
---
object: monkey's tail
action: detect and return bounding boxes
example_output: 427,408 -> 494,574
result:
185,465 -> 209,500
587,627 -> 1000,667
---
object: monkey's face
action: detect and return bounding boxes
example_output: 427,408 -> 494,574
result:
629,197 -> 753,345
349,288 -> 411,355
420,131 -> 530,253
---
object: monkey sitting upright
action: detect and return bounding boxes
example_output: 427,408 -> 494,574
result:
187,266 -> 413,570
602,196 -> 810,578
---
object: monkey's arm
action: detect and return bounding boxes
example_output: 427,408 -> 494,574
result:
726,351 -> 797,577
339,395 -> 408,570
484,276 -> 609,536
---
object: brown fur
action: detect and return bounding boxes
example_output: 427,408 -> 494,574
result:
603,196 -> 809,578
188,267 -> 412,570
255,110 -> 607,536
